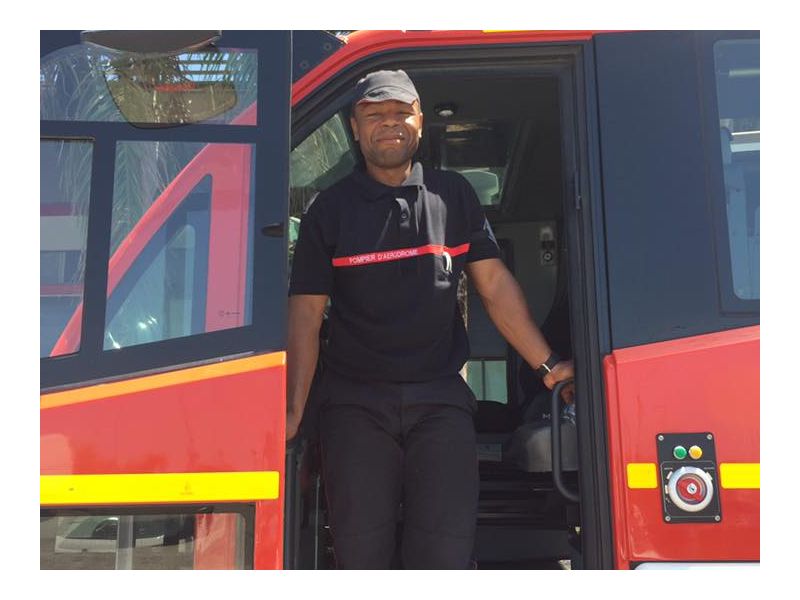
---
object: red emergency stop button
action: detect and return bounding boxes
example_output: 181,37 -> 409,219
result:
676,474 -> 706,503
667,466 -> 714,513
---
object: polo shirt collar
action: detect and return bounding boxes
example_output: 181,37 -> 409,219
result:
403,161 -> 425,187
351,161 -> 424,201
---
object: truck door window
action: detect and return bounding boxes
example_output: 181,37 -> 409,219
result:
40,140 -> 92,357
105,217 -> 203,349
714,39 -> 759,301
103,141 -> 255,349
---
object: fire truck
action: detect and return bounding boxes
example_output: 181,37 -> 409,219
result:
40,30 -> 759,569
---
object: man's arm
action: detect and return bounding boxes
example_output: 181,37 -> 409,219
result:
286,294 -> 328,441
465,258 -> 574,398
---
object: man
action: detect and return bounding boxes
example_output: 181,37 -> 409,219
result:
287,69 -> 574,569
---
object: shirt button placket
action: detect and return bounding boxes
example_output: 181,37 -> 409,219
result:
396,196 -> 411,231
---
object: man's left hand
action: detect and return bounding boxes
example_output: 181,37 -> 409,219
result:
543,360 -> 575,404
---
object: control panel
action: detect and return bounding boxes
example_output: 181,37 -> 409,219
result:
657,432 -> 722,524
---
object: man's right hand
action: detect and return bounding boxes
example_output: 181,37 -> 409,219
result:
286,294 -> 328,444
286,408 -> 303,442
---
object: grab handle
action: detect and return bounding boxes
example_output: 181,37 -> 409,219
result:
551,379 -> 580,502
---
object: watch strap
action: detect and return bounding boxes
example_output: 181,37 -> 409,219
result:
535,352 -> 561,378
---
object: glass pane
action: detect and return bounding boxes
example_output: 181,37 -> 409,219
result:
440,121 -> 514,206
465,360 -> 485,400
41,512 -> 246,570
714,39 -> 759,300
104,141 -> 255,350
41,45 -> 257,126
106,223 -> 199,349
40,140 -> 92,357
289,113 -> 357,268
484,360 -> 508,404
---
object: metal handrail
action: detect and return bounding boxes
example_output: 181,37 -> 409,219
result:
551,379 -> 580,502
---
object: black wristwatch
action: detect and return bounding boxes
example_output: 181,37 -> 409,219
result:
535,352 -> 561,378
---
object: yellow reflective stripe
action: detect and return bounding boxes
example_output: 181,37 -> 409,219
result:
627,463 -> 658,489
41,471 -> 280,506
720,463 -> 760,489
625,463 -> 760,490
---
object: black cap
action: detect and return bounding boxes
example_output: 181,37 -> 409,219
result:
352,69 -> 420,108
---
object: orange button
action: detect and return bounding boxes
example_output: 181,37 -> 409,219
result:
689,445 -> 703,460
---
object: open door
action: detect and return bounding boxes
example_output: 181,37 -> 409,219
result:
40,31 -> 292,569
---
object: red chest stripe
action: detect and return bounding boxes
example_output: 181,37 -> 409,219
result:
332,243 -> 470,267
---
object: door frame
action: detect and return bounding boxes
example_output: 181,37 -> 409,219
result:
557,41 -> 616,570
284,38 -> 616,569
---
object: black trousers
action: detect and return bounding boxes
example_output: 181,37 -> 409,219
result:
318,370 -> 479,569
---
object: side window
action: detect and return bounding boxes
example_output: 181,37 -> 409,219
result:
104,142 -> 255,349
288,112 -> 357,265
48,141 -> 256,356
40,140 -> 92,357
105,175 -> 212,350
713,39 -> 759,301
41,510 -> 249,570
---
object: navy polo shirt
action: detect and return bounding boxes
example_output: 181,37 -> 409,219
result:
289,162 -> 500,382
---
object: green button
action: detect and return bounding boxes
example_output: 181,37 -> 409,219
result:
673,446 -> 687,460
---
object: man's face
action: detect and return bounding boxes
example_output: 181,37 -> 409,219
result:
350,100 -> 424,170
